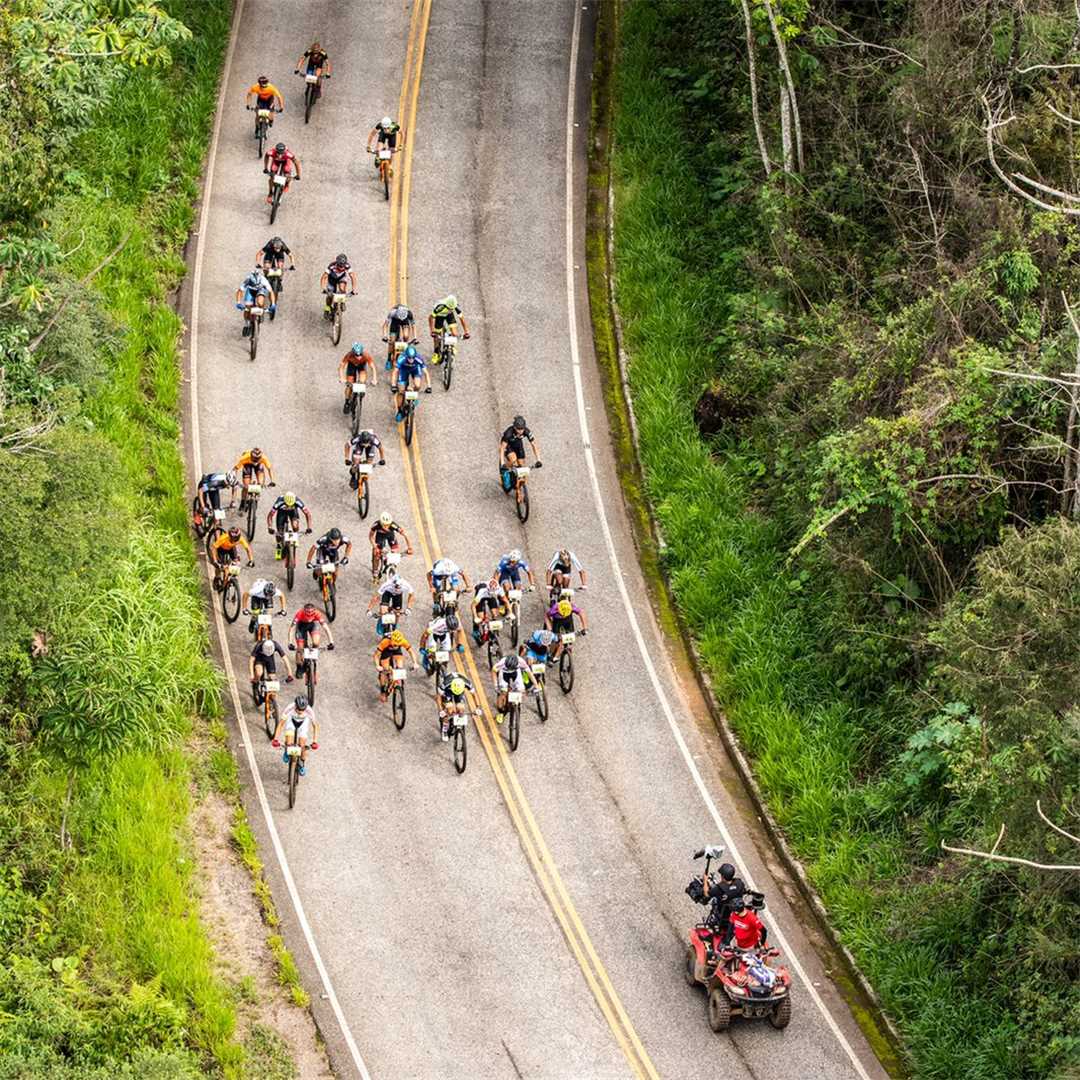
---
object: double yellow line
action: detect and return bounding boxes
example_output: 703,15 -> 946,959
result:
387,4 -> 658,1077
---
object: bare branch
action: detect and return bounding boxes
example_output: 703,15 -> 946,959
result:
814,16 -> 924,67
762,0 -> 803,171
1016,62 -> 1080,74
1048,102 -> 1080,126
1036,799 -> 1080,845
905,129 -> 941,256
739,0 -> 772,177
1013,171 -> 1080,204
941,838 -> 1080,872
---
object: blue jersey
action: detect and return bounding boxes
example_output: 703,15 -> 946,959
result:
498,557 -> 529,579
396,355 -> 425,379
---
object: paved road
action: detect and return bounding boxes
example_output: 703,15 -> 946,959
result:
186,2 -> 890,1078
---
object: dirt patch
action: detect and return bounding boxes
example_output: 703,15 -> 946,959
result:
190,790 -> 334,1080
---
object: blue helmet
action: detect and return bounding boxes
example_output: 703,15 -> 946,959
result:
351,342 -> 364,356
404,345 -> 418,359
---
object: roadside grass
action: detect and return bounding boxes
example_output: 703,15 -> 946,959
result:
610,4 -> 1026,1076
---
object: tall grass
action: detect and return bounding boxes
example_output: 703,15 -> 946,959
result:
611,4 -> 1029,1076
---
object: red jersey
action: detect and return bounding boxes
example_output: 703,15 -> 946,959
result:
729,909 -> 764,950
267,148 -> 296,171
294,608 -> 324,625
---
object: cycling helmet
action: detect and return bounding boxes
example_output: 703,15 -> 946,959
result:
270,236 -> 284,249
559,548 -> 571,562
274,142 -> 286,154
227,526 -> 241,540
351,342 -> 364,356
387,573 -> 403,589
487,577 -> 499,590
504,655 -> 519,672
513,415 -> 527,430
390,630 -> 406,645
444,612 -> 460,632
381,115 -> 393,128
251,447 -> 263,460
444,294 -> 458,308
392,303 -> 410,320
310,40 -> 322,50
259,639 -> 276,656
404,345 -> 418,359
335,253 -> 348,267
260,580 -> 277,599
557,600 -> 572,618
257,75 -> 269,85
379,511 -> 393,526
294,695 -> 308,710
301,601 -> 317,612
508,549 -> 521,563
719,863 -> 736,882
283,491 -> 296,507
225,470 -> 238,487
358,430 -> 373,445
449,676 -> 465,696
328,527 -> 342,542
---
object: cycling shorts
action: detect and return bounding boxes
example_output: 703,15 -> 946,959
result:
380,591 -> 404,611
550,616 -> 574,636
345,361 -> 368,381
295,620 -> 319,640
432,313 -> 458,331
377,130 -> 399,150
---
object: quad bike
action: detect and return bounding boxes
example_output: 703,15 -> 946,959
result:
683,846 -> 792,1032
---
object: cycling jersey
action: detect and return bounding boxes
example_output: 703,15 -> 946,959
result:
437,671 -> 473,700
395,355 -> 425,380
270,496 -> 306,515
249,82 -> 282,104
235,450 -> 272,472
546,601 -> 581,621
251,638 -> 286,670
424,617 -> 455,650
303,49 -> 328,72
266,148 -> 296,173
249,578 -> 276,601
526,629 -> 557,656
386,306 -> 414,333
497,557 -> 529,584
211,534 -> 246,561
372,522 -> 403,547
281,702 -> 315,741
349,433 -> 381,458
548,550 -> 583,575
474,587 -> 504,612
374,635 -> 410,659
293,609 -> 324,629
493,658 -> 527,692
241,271 -> 272,302
375,120 -> 401,147
325,261 -> 351,287
198,472 -> 229,493
380,575 -> 412,598
260,240 -> 290,262
501,425 -> 533,459
314,536 -> 349,563
431,298 -> 462,319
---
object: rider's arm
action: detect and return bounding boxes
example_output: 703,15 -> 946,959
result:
342,540 -> 353,558
405,588 -> 415,612
348,271 -> 358,292
423,365 -> 432,390
320,272 -> 329,289
266,506 -> 276,529
397,527 -> 413,554
305,544 -> 317,563
292,156 -> 302,179
303,507 -> 313,529
274,90 -> 285,111
579,567 -> 589,588
263,458 -> 276,483
529,435 -> 542,463
428,312 -> 436,335
366,128 -> 377,152
255,247 -> 265,267
576,607 -> 589,631
498,439 -> 508,465
459,314 -> 470,336
277,593 -> 287,614
248,655 -> 256,680
240,537 -> 254,562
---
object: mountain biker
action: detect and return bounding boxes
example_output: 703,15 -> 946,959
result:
266,491 -> 313,558
242,578 -> 287,634
366,116 -> 403,167
345,429 -> 386,488
471,577 -> 508,642
381,303 -> 416,368
338,341 -> 377,412
255,236 -> 295,281
491,653 -> 527,725
500,416 -> 543,492
295,41 -> 332,89
369,512 -> 414,577
263,142 -> 301,203
373,629 -> 419,701
704,863 -> 748,942
320,253 -> 357,318
235,268 -> 276,336
546,597 -> 588,661
249,638 -> 295,692
307,527 -> 352,579
547,548 -> 588,594
522,627 -> 558,669
289,602 -> 335,669
428,557 -> 470,600
435,672 -> 474,741
418,612 -> 466,674
428,294 -> 471,356
392,344 -> 432,422
729,893 -> 769,951
496,549 -> 536,594
245,75 -> 284,122
233,447 -> 276,493
194,470 -> 237,517
272,695 -> 319,776
210,527 -> 255,588
367,572 -> 415,624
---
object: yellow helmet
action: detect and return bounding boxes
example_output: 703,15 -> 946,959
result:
390,630 -> 406,646
449,677 -> 465,696
557,599 -> 572,618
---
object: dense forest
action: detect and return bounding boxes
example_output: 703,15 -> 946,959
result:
612,1 -> 1080,1076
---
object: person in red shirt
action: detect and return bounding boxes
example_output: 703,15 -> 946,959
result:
263,142 -> 302,203
728,893 -> 769,951
288,602 -> 334,673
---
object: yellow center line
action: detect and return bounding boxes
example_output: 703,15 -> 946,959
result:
389,7 -> 658,1077
389,0 -> 423,304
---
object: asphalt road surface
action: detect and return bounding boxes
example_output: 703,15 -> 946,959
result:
185,2 -> 891,1078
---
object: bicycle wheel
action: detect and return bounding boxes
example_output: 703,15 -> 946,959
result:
404,403 -> 415,447
508,702 -> 520,752
251,677 -> 262,709
222,577 -> 240,623
304,83 -> 314,124
453,726 -> 467,774
357,475 -> 369,519
204,526 -> 223,560
536,681 -> 548,722
350,392 -> 362,435
256,121 -> 265,158
285,544 -> 295,590
510,601 -> 520,648
287,757 -> 298,808
331,304 -> 342,346
324,576 -> 337,623
559,648 -> 574,694
382,162 -> 390,201
249,316 -> 259,361
305,661 -> 317,706
486,632 -> 501,669
391,680 -> 406,731
443,350 -> 453,391
245,495 -> 257,541
264,694 -> 278,740
516,482 -> 530,523
270,184 -> 281,225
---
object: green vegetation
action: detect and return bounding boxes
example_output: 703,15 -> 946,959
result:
610,2 -> 1080,1077
0,2 -> 273,1075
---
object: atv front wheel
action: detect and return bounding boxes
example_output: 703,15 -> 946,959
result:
708,988 -> 731,1032
769,995 -> 791,1029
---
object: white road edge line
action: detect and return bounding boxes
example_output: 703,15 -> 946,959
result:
562,5 -> 872,1078
187,3 -> 371,1077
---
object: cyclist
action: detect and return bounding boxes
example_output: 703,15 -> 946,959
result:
381,303 -> 416,369
366,116 -> 403,168
249,638 -> 295,695
193,470 -> 237,533
434,672 -> 474,742
307,527 -> 352,580
500,415 -> 543,491
373,629 -> 419,702
392,344 -> 432,422
209,526 -> 255,589
471,576 -> 508,643
427,294 -> 471,358
266,490 -> 313,558
338,341 -> 377,413
271,695 -> 319,777
242,578 -> 287,634
367,571 -> 415,624
288,602 -> 335,672
496,549 -> 536,595
545,596 -> 588,661
491,653 -> 527,726
235,268 -> 276,336
522,627 -> 558,669
295,40 -> 332,89
255,236 -> 295,293
263,142 -> 301,204
418,612 -> 466,674
345,429 -> 386,490
428,557 -> 470,602
547,548 -> 588,596
369,511 -> 414,578
245,75 -> 284,125
321,253 -> 357,318
232,447 -> 276,495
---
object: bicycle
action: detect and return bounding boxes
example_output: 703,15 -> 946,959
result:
505,586 -> 524,648
202,506 -> 227,559
528,658 -> 549,722
327,290 -> 352,346
433,584 -> 459,618
368,147 -> 395,200
250,105 -> 278,158
280,527 -> 302,590
505,688 -> 523,752
345,380 -> 367,435
372,544 -> 402,584
238,481 -> 263,541
510,465 -> 531,523
263,261 -> 292,303
352,460 -> 373,519
220,562 -> 241,623
387,665 -> 407,731
244,303 -> 266,361
386,334 -> 416,370
400,386 -> 421,447
433,327 -> 460,391
374,606 -> 403,638
252,672 -> 281,740
558,631 -> 580,694
299,69 -> 327,124
315,560 -> 339,622
252,608 -> 277,642
267,161 -> 291,225
438,703 -> 471,775
478,615 -> 504,670
294,640 -> 320,705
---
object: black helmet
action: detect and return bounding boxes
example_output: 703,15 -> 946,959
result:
329,527 -> 342,542
261,581 -> 276,599
719,863 -> 736,882
257,74 -> 269,85
444,612 -> 460,632
513,415 -> 526,430
274,142 -> 286,154
294,695 -> 308,710
270,236 -> 284,249
504,655 -> 519,672
358,430 -> 373,445
335,252 -> 348,266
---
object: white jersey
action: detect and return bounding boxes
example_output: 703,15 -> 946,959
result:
431,557 -> 460,578
548,550 -> 583,573
381,575 -> 413,598
249,578 -> 275,599
492,657 -> 526,691
281,704 -> 315,742
426,618 -> 454,649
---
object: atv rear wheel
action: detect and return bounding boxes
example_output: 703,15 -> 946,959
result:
684,946 -> 699,988
769,995 -> 791,1029
708,988 -> 731,1032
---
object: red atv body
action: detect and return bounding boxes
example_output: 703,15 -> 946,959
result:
684,924 -> 792,1031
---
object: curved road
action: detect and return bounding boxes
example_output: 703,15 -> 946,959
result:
184,2 -> 890,1078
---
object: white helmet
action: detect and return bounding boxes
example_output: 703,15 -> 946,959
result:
379,511 -> 393,527
381,115 -> 393,128
508,548 -> 521,563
